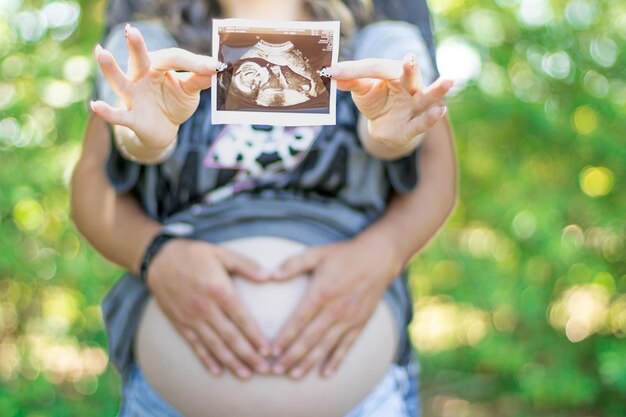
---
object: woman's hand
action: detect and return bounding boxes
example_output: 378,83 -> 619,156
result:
327,54 -> 452,151
146,238 -> 273,379
269,235 -> 403,379
90,24 -> 221,149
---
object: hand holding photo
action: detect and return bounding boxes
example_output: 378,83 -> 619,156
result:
212,19 -> 340,126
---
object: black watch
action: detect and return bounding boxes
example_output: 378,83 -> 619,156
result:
138,222 -> 194,282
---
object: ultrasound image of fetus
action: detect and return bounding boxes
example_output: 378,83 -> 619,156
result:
232,61 -> 271,96
224,40 -> 328,109
233,61 -> 315,107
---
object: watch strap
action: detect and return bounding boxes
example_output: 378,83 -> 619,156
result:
138,233 -> 175,283
138,222 -> 195,283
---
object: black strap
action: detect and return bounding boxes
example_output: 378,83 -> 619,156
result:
138,232 -> 176,282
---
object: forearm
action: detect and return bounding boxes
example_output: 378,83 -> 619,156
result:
357,115 -> 457,277
70,114 -> 162,275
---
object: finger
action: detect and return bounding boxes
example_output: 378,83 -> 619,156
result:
211,284 -> 271,355
327,58 -> 403,81
401,53 -> 422,95
180,327 -> 223,375
217,247 -> 268,282
125,24 -> 151,81
420,77 -> 454,104
150,48 -> 221,75
272,248 -> 320,281
94,44 -> 130,98
206,303 -> 270,374
177,73 -> 214,95
405,105 -> 447,138
271,306 -> 337,374
89,100 -> 133,127
321,327 -> 362,377
271,284 -> 326,356
412,77 -> 454,113
288,323 -> 348,380
335,79 -> 376,96
194,321 -> 252,379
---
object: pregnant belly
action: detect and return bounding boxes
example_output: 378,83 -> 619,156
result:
134,236 -> 398,417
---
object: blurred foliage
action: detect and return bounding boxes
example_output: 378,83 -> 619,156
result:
1,0 -> 122,415
0,0 -> 624,416
410,1 -> 626,416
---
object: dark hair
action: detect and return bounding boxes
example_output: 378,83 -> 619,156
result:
104,0 -> 373,54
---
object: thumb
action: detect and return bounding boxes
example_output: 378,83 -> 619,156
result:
177,73 -> 213,94
90,100 -> 134,128
336,79 -> 375,96
216,247 -> 269,282
273,248 -> 321,281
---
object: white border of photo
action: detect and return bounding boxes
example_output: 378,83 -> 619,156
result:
211,18 -> 340,126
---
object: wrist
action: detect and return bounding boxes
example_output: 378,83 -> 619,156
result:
114,124 -> 177,164
367,118 -> 426,149
134,122 -> 180,150
358,115 -> 420,161
139,223 -> 195,286
353,230 -> 405,282
140,235 -> 173,281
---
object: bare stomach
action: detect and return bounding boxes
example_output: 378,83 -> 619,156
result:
134,236 -> 398,417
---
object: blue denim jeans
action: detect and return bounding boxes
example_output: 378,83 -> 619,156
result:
118,361 -> 421,417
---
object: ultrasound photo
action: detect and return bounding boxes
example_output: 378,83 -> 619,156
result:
211,19 -> 340,126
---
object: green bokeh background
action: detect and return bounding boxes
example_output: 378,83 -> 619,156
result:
0,0 -> 624,416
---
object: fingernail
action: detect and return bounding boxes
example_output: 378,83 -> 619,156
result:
290,368 -> 304,379
216,61 -> 228,73
238,368 -> 251,379
272,346 -> 282,356
257,362 -> 270,374
319,67 -> 333,78
322,367 -> 333,377
89,100 -> 96,111
440,106 -> 448,116
272,364 -> 285,375
408,54 -> 417,69
260,345 -> 272,357
94,44 -> 103,55
211,366 -> 222,375
428,106 -> 446,118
